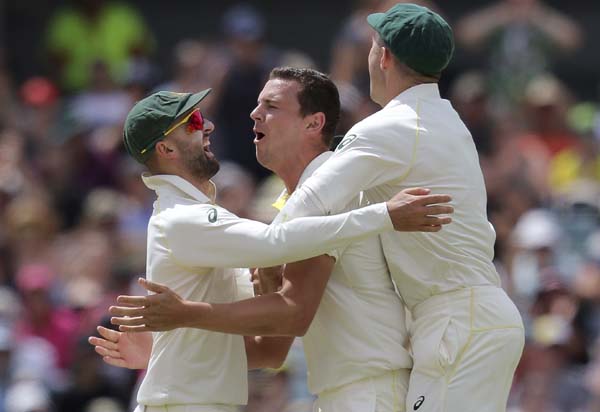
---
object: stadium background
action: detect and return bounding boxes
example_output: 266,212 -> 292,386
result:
0,1 -> 599,411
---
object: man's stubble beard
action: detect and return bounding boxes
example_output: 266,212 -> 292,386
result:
184,147 -> 220,181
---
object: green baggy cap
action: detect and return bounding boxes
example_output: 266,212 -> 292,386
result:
367,3 -> 454,77
123,89 -> 211,164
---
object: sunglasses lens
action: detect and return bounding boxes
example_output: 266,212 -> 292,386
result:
187,110 -> 204,131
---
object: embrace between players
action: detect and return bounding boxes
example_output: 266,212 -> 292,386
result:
89,4 -> 524,412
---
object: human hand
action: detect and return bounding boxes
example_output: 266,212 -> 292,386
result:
88,325 -> 152,369
109,278 -> 192,332
257,266 -> 283,295
386,188 -> 453,232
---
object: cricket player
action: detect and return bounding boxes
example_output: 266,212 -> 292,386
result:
102,86 -> 453,412
274,4 -> 524,412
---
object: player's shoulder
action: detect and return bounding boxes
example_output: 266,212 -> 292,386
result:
159,199 -> 233,227
350,105 -> 417,137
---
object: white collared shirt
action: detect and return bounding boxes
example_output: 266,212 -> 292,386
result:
274,152 -> 411,394
136,173 -> 396,406
282,83 -> 500,310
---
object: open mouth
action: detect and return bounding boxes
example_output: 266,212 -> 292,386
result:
255,132 -> 265,141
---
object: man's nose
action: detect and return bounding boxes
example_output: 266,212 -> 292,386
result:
250,106 -> 262,121
204,119 -> 215,134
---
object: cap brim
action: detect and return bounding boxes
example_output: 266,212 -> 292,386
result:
177,88 -> 212,118
366,12 -> 384,30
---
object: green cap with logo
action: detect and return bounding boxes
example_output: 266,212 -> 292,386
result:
123,89 -> 211,164
367,3 -> 454,77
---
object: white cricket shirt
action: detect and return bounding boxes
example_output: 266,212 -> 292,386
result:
137,173 -> 396,406
282,84 -> 500,310
275,153 -> 411,395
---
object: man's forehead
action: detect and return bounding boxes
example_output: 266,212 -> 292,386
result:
259,79 -> 300,101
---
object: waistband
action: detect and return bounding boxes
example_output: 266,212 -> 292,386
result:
412,285 -> 507,320
317,369 -> 410,398
135,404 -> 239,412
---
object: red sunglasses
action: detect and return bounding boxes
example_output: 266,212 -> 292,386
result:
164,108 -> 205,136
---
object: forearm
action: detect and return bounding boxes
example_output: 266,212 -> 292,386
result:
531,7 -> 581,50
207,203 -> 391,268
173,201 -> 391,268
457,5 -> 510,48
183,292 -> 305,336
245,336 -> 294,370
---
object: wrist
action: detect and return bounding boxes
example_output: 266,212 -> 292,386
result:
183,300 -> 210,329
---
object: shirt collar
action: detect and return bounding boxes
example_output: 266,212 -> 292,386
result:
298,151 -> 333,187
385,83 -> 440,109
272,151 -> 333,211
142,173 -> 213,204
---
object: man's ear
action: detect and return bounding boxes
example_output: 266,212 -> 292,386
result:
155,141 -> 176,158
305,112 -> 326,134
380,47 -> 393,71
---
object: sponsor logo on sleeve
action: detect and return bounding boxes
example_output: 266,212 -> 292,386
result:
335,134 -> 358,151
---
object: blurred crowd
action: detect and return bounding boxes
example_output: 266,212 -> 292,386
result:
0,0 -> 598,411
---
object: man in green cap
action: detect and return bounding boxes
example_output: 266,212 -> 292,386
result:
105,87 -> 454,412
247,3 -> 523,412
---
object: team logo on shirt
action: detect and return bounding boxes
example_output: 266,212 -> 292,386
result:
208,208 -> 218,223
413,396 -> 425,410
335,134 -> 357,151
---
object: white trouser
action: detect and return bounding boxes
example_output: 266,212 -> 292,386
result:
314,369 -> 410,412
406,286 -> 524,412
134,405 -> 239,412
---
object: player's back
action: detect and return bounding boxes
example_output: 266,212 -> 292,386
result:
355,84 -> 499,309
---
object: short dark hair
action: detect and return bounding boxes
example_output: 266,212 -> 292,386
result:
269,67 -> 340,147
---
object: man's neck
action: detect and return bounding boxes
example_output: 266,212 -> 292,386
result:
277,149 -> 327,194
176,170 -> 216,203
150,161 -> 216,203
378,78 -> 435,107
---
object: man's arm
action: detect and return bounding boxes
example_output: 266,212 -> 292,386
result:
281,130 -> 433,220
245,336 -> 294,370
166,188 -> 452,269
110,255 -> 336,337
88,324 -> 294,370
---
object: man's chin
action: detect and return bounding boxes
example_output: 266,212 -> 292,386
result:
205,160 -> 220,179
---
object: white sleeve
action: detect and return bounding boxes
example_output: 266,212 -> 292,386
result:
234,268 -> 255,300
284,130 -> 413,218
162,202 -> 393,268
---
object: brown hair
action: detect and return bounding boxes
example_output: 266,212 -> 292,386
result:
269,67 -> 340,147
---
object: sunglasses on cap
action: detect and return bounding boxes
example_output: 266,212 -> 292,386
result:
164,108 -> 205,136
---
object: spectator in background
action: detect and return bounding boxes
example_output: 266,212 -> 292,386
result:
456,0 -> 582,112
0,324 -> 13,412
3,195 -> 60,270
449,71 -> 495,158
68,61 -> 132,129
155,39 -> 228,117
52,337 -> 130,412
45,0 -> 154,93
513,279 -> 590,412
213,3 -> 282,182
12,264 -> 79,371
509,209 -> 563,303
4,379 -> 51,412
17,77 -> 61,156
329,0 -> 441,95
0,54 -> 18,131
